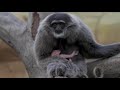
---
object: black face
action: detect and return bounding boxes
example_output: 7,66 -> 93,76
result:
46,13 -> 72,38
50,20 -> 66,34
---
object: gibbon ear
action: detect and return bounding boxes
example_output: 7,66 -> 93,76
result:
27,12 -> 53,40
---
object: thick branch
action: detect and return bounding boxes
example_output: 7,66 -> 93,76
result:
0,12 -> 26,47
0,12 -> 43,77
87,53 -> 120,78
27,12 -> 53,40
0,12 -> 61,78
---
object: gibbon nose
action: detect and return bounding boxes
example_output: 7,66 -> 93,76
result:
55,25 -> 62,30
55,29 -> 63,34
55,25 -> 63,34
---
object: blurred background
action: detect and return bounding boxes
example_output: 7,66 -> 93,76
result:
0,12 -> 120,78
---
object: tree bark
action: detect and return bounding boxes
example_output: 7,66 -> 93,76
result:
27,12 -> 53,40
0,12 -> 54,78
87,53 -> 120,78
0,12 -> 71,78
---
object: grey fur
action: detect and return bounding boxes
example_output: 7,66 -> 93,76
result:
34,12 -> 120,78
47,59 -> 88,78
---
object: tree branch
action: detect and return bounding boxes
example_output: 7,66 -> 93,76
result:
87,53 -> 120,78
0,12 -> 39,77
0,12 -> 68,78
27,12 -> 53,40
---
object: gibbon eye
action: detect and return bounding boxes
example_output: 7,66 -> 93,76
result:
59,22 -> 65,29
51,23 -> 57,28
51,22 -> 65,29
51,20 -> 66,29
